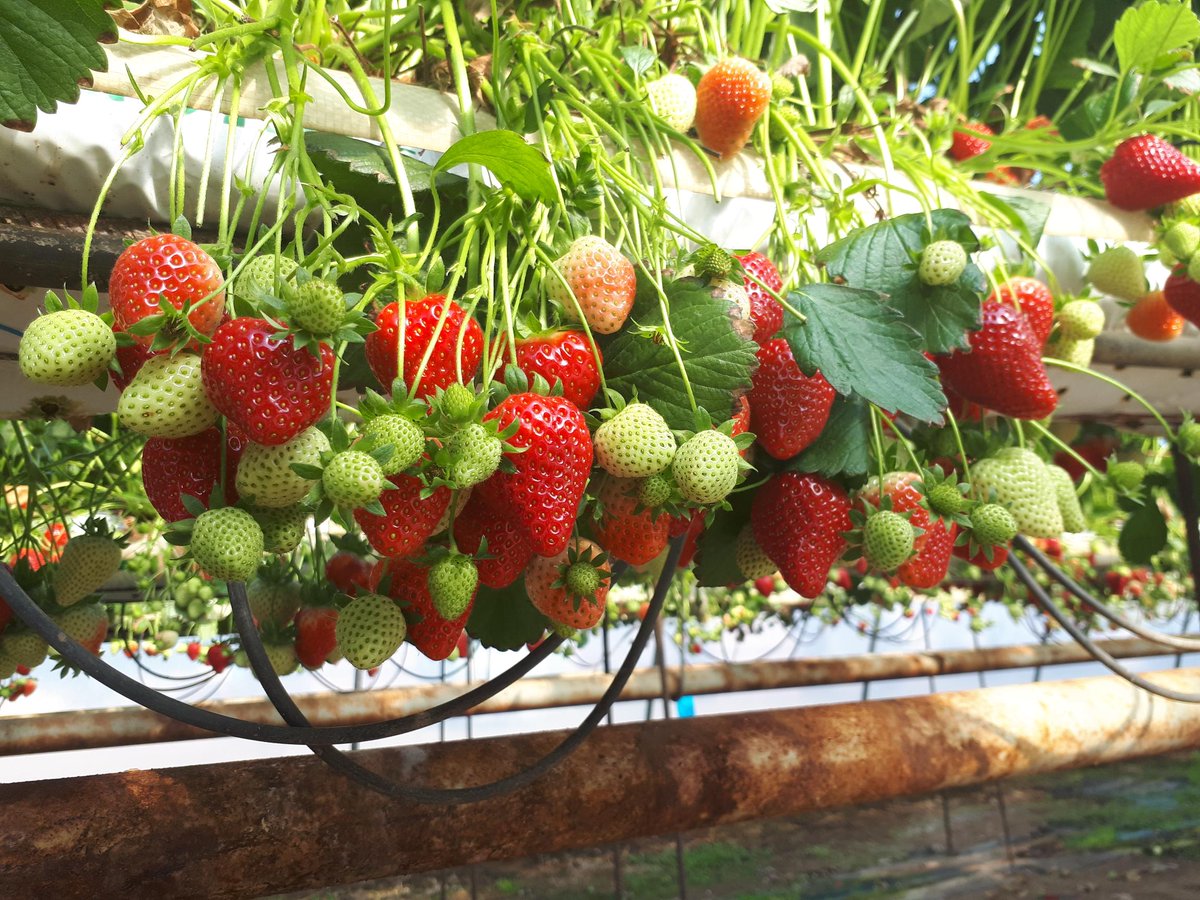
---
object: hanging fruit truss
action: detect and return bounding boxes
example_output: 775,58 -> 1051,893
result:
4,0 -> 1200,797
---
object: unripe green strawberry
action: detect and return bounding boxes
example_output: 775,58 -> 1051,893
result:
918,241 -> 967,286
969,503 -> 1017,546
261,641 -> 299,677
323,450 -> 385,507
1057,300 -> 1106,340
1178,422 -> 1200,458
863,510 -> 915,571
691,243 -> 734,280
1163,222 -> 1200,262
639,472 -> 673,509
54,603 -> 109,654
1045,335 -> 1095,367
594,402 -> 676,478
247,578 -> 300,625
359,414 -> 424,475
335,592 -> 407,669
252,504 -> 310,554
970,448 -> 1063,539
428,553 -> 478,620
770,72 -> 795,100
672,430 -> 741,504
1046,463 -> 1086,532
927,482 -> 967,517
233,254 -> 298,303
1087,246 -> 1147,301
645,73 -> 697,132
19,309 -> 116,387
734,524 -> 776,579
285,278 -> 345,335
768,104 -> 803,141
5,631 -> 48,669
54,534 -> 122,606
439,383 -> 475,422
0,649 -> 16,679
1108,460 -> 1146,492
236,427 -> 329,508
446,423 -> 502,488
564,558 -> 602,598
190,507 -> 264,582
118,352 -> 218,438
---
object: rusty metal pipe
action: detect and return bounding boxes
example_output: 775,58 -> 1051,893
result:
0,635 -> 1193,756
2,667 -> 1200,898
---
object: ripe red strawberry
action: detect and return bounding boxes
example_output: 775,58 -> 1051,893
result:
948,122 -> 1017,184
141,424 -> 246,522
751,472 -> 851,598
364,294 -> 483,399
111,328 -> 160,390
206,643 -> 232,673
736,251 -> 784,343
354,473 -> 449,559
547,237 -> 637,335
858,472 -> 931,554
953,541 -> 1008,571
730,394 -> 751,437
372,558 -> 472,661
899,521 -> 957,589
186,641 -> 200,661
324,552 -> 372,596
502,330 -> 602,409
524,537 -> 611,630
1164,268 -> 1200,329
453,492 -> 533,589
990,277 -> 1054,346
1100,135 -> 1200,211
476,392 -> 592,557
1127,290 -> 1185,341
694,57 -> 772,159
108,234 -> 225,346
748,338 -> 836,460
935,301 -> 1058,420
949,122 -> 995,161
668,509 -> 706,569
202,317 -> 334,445
591,475 -> 671,566
294,606 -> 339,669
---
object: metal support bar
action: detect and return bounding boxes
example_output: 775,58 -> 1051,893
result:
2,634 -> 1194,756
2,668 -> 1199,898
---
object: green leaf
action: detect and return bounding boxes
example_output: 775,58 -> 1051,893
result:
817,210 -> 983,354
787,394 -> 872,478
434,130 -> 556,205
693,493 -> 754,587
466,581 -> 549,650
1114,0 -> 1200,73
0,0 -> 116,131
1059,75 -> 1141,140
603,277 -> 760,430
1118,501 -> 1168,564
620,46 -> 656,77
976,193 -> 1051,249
780,284 -> 946,423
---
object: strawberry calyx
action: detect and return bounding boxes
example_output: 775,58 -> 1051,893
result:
551,542 -> 611,613
256,267 -> 375,358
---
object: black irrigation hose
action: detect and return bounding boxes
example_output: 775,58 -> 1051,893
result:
1009,552 -> 1200,703
0,563 -> 563,746
1015,537 -> 1200,653
231,536 -> 686,803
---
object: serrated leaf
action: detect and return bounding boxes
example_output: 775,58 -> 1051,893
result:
693,493 -> 754,587
465,581 -> 549,650
1118,501 -> 1167,564
787,394 -> 871,478
433,130 -> 555,204
603,277 -> 759,430
817,210 -> 983,354
976,193 -> 1051,249
780,285 -> 946,423
0,0 -> 116,131
1114,0 -> 1200,73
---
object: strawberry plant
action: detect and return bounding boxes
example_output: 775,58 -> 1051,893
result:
4,0 -> 1200,779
